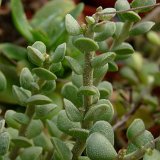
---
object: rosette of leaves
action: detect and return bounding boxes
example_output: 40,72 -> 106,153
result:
54,0 -> 159,160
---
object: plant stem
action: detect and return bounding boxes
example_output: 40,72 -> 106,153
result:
72,51 -> 94,160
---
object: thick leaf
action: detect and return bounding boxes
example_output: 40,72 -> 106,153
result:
131,0 -> 156,12
32,41 -> 46,54
11,0 -> 33,41
49,62 -> 62,73
12,112 -> 29,125
64,99 -> 83,122
147,31 -> 160,46
51,43 -> 66,63
91,52 -> 116,68
26,94 -> 52,105
57,110 -> 81,134
33,68 -> 57,80
90,121 -> 114,145
120,67 -> 138,84
69,128 -> 89,140
65,56 -> 83,75
0,43 -> 27,60
86,133 -> 117,160
130,21 -> 155,36
121,11 -> 141,22
40,80 -> 56,94
12,85 -> 31,106
78,86 -> 97,96
51,137 -> 73,160
99,8 -> 116,21
94,22 -> 116,42
0,132 -> 10,156
61,82 -> 82,107
20,68 -> 34,90
5,110 -> 20,129
35,103 -> 57,119
97,81 -> 113,98
27,46 -> 45,66
74,37 -> 99,53
0,120 -> 5,133
12,136 -> 32,148
65,14 -> 81,36
33,133 -> 53,151
20,147 -> 42,160
0,71 -> 7,91
85,99 -> 114,122
71,72 -> 83,88
26,120 -> 43,139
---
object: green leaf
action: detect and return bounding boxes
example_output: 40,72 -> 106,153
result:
69,128 -> 89,140
33,68 -> 57,80
51,137 -> 73,160
12,112 -> 29,125
97,81 -> 113,99
120,67 -> 139,84
5,110 -> 20,129
20,147 -> 42,160
114,22 -> 124,38
85,99 -> 114,122
78,86 -> 97,96
46,120 -> 62,138
27,46 -> 45,66
0,132 -> 10,156
93,64 -> 108,84
61,82 -> 82,107
26,120 -> 43,139
33,133 -> 53,151
64,99 -> 83,122
12,136 -> 32,148
26,94 -> 52,105
40,80 -> 56,94
57,110 -> 81,135
11,0 -> 33,41
127,119 -> 145,141
113,42 -> 134,56
94,22 -> 116,42
35,104 -> 58,120
51,43 -> 66,63
32,41 -> 46,54
108,61 -> 118,72
71,72 -> 83,88
0,71 -> 7,91
91,52 -> 116,68
0,43 -> 27,60
93,22 -> 107,33
99,8 -> 116,21
0,120 -> 5,133
130,21 -> 155,36
65,56 -> 83,75
120,11 -> 141,22
20,68 -> 34,90
97,41 -> 109,52
49,62 -> 62,73
90,121 -> 114,145
12,85 -> 31,106
86,133 -> 117,160
147,31 -> 160,46
84,104 -> 109,121
74,37 -> 99,52
115,0 -> 130,11
131,0 -> 156,12
144,149 -> 160,160
65,14 -> 81,36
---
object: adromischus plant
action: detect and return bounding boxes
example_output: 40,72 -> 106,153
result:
0,0 -> 160,160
